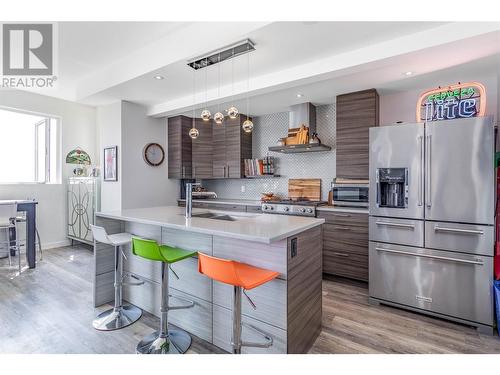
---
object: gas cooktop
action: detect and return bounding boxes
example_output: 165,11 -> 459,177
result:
261,200 -> 327,217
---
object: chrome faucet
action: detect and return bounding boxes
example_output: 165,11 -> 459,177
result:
185,182 -> 201,218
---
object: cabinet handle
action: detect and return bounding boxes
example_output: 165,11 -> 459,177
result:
182,166 -> 185,178
226,165 -> 230,177
332,252 -> 350,257
332,226 -> 351,231
331,213 -> 351,217
376,221 -> 415,229
434,226 -> 484,235
223,166 -> 226,178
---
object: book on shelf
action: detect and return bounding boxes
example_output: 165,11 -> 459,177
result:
244,157 -> 275,177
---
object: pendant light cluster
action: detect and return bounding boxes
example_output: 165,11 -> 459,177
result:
189,40 -> 254,136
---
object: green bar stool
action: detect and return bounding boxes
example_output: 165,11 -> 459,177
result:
132,237 -> 197,354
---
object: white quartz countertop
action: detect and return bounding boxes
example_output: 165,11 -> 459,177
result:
96,206 -> 324,244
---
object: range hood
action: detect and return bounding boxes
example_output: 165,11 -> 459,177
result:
268,103 -> 332,153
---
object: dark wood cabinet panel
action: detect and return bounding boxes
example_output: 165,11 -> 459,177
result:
168,116 -> 192,179
192,118 -> 213,179
212,120 -> 226,179
318,211 -> 368,281
212,116 -> 252,179
336,89 -> 379,179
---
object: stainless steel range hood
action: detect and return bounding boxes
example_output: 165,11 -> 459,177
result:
268,102 -> 332,153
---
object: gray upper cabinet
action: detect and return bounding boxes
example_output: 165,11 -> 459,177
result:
336,89 -> 379,180
212,116 -> 252,179
192,118 -> 213,179
168,115 -> 192,179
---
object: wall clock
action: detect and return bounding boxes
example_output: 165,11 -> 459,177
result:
143,143 -> 165,166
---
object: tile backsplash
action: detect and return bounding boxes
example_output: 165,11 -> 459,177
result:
202,104 -> 336,200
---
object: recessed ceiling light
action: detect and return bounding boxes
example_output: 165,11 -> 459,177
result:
296,93 -> 304,98
403,71 -> 414,76
154,75 -> 165,80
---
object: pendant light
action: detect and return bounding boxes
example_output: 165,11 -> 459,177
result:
189,65 -> 199,139
242,44 -> 254,133
227,49 -> 239,119
200,57 -> 211,121
214,53 -> 224,125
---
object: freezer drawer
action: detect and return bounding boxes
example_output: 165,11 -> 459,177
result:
425,221 -> 494,256
369,216 -> 424,247
369,242 -> 493,326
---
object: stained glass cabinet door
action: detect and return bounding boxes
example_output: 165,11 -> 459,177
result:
67,177 -> 100,245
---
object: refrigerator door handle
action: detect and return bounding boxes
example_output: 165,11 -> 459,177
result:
425,134 -> 432,208
418,135 -> 424,206
375,247 -> 484,266
434,225 -> 484,235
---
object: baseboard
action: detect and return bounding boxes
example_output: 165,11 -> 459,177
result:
42,240 -> 72,249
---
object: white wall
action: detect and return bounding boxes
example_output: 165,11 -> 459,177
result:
0,89 -> 97,248
121,101 -> 177,208
97,102 -> 122,212
97,101 -> 177,211
380,74 -> 498,125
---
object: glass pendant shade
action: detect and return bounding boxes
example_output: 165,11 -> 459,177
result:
201,109 -> 211,121
227,106 -> 239,119
189,128 -> 199,139
242,119 -> 254,133
214,112 -> 224,124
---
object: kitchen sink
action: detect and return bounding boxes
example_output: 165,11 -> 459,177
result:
189,212 -> 237,221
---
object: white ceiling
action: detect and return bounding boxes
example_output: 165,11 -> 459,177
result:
25,21 -> 500,118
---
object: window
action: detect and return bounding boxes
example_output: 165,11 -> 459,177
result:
0,107 -> 60,183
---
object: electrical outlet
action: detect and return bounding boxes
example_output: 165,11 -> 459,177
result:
241,185 -> 246,193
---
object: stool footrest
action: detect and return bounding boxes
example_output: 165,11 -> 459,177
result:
122,272 -> 146,286
168,294 -> 195,310
239,322 -> 273,349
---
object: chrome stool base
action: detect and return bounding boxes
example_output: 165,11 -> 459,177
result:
92,305 -> 142,331
136,328 -> 192,354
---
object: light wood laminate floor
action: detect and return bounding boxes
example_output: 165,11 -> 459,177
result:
0,246 -> 499,354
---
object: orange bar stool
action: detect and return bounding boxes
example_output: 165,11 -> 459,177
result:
198,253 -> 279,354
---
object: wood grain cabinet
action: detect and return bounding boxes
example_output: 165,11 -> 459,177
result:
168,115 -> 192,179
318,211 -> 369,281
212,116 -> 252,179
336,89 -> 379,179
192,118 -> 213,179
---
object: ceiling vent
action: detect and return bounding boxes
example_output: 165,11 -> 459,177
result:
187,39 -> 255,70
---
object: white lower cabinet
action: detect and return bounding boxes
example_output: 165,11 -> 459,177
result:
212,305 -> 287,354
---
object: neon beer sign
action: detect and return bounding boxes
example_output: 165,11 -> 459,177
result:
416,82 -> 486,122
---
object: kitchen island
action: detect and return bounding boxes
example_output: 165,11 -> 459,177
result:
93,206 -> 324,354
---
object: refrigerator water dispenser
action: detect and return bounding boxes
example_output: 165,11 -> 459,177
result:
376,168 -> 408,208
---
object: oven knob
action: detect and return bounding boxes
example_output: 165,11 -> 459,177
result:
263,205 -> 268,210
270,206 -> 274,210
306,208 -> 313,214
283,206 -> 290,212
299,208 -> 306,213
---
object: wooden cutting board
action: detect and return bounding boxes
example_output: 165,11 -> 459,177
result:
288,179 -> 321,201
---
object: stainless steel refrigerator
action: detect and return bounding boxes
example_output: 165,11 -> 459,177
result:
368,116 -> 495,334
